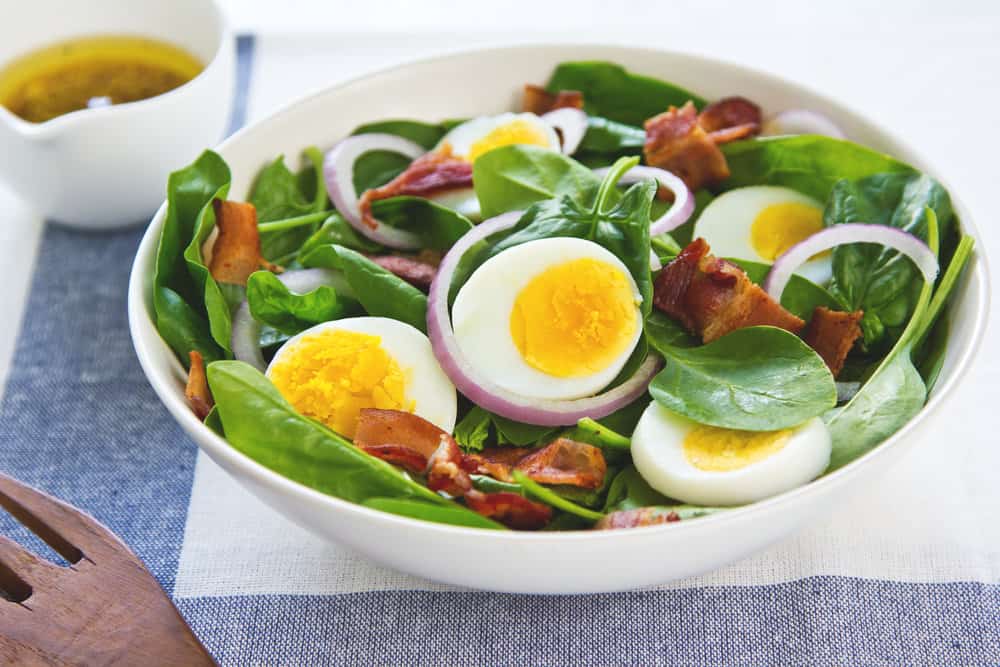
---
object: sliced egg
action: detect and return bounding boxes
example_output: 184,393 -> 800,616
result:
631,402 -> 831,506
428,112 -> 561,219
266,317 -> 457,439
451,237 -> 643,401
693,185 -> 832,285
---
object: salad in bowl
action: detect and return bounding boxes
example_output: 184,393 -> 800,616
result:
130,46 -> 985,589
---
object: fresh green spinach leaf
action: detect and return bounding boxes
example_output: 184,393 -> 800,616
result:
454,406 -> 493,452
545,61 -> 705,126
733,258 -> 843,319
246,270 -> 349,335
369,196 -> 473,250
649,326 -> 837,431
575,116 -> 645,163
352,119 -> 446,149
603,465 -> 672,512
251,147 -> 329,260
297,213 -> 383,257
644,310 -> 699,352
511,470 -> 605,522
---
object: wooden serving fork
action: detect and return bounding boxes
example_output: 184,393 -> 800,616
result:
0,473 -> 215,666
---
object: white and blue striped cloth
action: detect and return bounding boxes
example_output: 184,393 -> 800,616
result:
1,34 -> 998,666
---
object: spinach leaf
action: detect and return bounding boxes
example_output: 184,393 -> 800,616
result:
558,417 -> 632,464
603,465 -> 672,512
454,406 -> 493,452
251,147 -> 329,261
575,116 -> 646,164
369,196 -> 473,250
352,151 -> 410,194
733,259 -> 843,319
352,119 -> 446,150
362,498 -> 501,529
545,61 -> 705,126
453,406 -> 557,450
649,326 -> 837,431
592,396 -> 651,437
154,150 -> 231,365
644,310 -> 699,351
246,270 -> 349,335
207,360 -> 501,528
297,213 -> 382,257
721,136 -> 913,201
472,145 -> 600,219
492,415 -> 557,447
825,173 -> 954,348
511,470 -> 605,522
300,244 -> 428,332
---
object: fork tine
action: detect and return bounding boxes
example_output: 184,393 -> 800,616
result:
0,474 -> 90,564
0,533 -> 57,591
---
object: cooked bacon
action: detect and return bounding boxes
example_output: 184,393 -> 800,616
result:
654,238 -> 805,343
803,306 -> 864,377
464,490 -> 552,530
426,434 -> 473,496
356,444 -> 427,474
370,255 -> 437,291
697,96 -> 762,142
184,351 -> 213,420
594,507 -> 681,530
461,447 -> 534,482
644,102 -> 731,192
354,409 -> 447,460
522,84 -> 584,114
515,438 -> 607,489
358,149 -> 472,230
208,199 -> 274,285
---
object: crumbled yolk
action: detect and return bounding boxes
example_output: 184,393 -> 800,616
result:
466,119 -> 553,163
749,202 -> 825,261
268,329 -> 413,439
683,425 -> 792,472
510,257 -> 638,378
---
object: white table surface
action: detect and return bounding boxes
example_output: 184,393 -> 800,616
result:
2,0 -> 998,591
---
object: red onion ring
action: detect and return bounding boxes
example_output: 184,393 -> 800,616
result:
764,223 -> 938,301
761,110 -> 846,139
592,165 -> 694,236
541,108 -> 588,155
427,212 -> 663,427
323,133 -> 426,249
231,268 -> 349,371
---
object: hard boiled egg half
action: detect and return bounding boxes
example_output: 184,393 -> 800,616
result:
429,112 -> 561,219
693,185 -> 832,285
266,317 -> 457,439
451,237 -> 643,401
631,402 -> 831,506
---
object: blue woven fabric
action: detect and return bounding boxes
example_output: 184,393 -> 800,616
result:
1,33 -> 998,667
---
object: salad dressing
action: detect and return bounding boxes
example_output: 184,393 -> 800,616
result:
0,35 -> 202,123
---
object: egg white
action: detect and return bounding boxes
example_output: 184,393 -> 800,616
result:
631,402 -> 831,507
693,185 -> 833,286
451,237 -> 643,401
266,316 -> 457,433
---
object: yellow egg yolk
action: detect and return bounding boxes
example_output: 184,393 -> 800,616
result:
510,257 -> 638,378
465,119 -> 554,163
268,329 -> 413,439
683,425 -> 792,472
749,202 -> 825,261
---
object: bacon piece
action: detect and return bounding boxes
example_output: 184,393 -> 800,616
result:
208,199 -> 275,285
594,507 -> 681,530
184,351 -> 213,420
357,444 -> 428,474
369,255 -> 437,291
644,102 -> 731,192
522,84 -> 584,114
654,238 -> 805,343
426,434 -> 473,496
515,438 -> 607,490
464,490 -> 552,530
802,306 -> 864,377
358,149 -> 473,230
697,96 -> 762,143
354,408 -> 448,465
461,447 -> 533,482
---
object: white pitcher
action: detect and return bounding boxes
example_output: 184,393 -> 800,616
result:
0,0 -> 234,229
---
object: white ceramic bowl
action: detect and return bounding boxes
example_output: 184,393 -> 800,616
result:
0,0 -> 233,229
128,45 -> 990,593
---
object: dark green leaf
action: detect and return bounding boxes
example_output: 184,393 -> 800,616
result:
298,213 -> 383,257
733,258 -> 843,319
492,415 -> 557,447
369,196 -> 473,250
246,270 -> 346,335
352,119 -> 446,150
577,116 -> 645,157
603,465 -> 673,513
644,310 -> 699,352
454,406 -> 493,452
153,286 -> 223,365
545,61 -> 705,126
251,148 -> 329,260
649,326 -> 837,430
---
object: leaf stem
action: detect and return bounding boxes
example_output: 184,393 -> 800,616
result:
258,210 -> 331,233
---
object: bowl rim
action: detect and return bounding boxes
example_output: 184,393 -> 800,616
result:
128,41 -> 992,544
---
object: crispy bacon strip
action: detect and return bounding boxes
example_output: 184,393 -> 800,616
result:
357,444 -> 428,474
515,438 -> 607,490
644,102 -> 731,192
522,84 -> 584,114
184,351 -> 213,420
358,149 -> 473,230
208,199 -> 275,285
426,434 -> 473,497
354,408 -> 448,465
464,490 -> 552,530
654,238 -> 805,343
697,96 -> 762,143
369,255 -> 437,291
594,507 -> 681,530
803,306 -> 864,377
461,447 -> 533,482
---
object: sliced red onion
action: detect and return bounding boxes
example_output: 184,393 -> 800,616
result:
762,110 -> 845,139
592,165 -> 694,236
649,250 -> 662,272
231,268 -> 347,371
427,211 -> 663,427
764,224 -> 938,301
541,108 -> 588,155
323,133 -> 426,249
